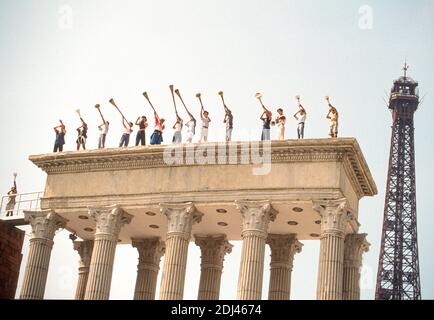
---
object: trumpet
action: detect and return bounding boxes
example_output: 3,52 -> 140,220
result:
95,104 -> 101,109
295,95 -> 301,101
13,172 -> 17,183
75,108 -> 81,118
325,95 -> 330,101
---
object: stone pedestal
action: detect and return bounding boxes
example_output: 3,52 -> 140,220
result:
313,199 -> 352,300
236,200 -> 278,300
267,234 -> 303,300
159,202 -> 203,300
73,240 -> 94,300
195,235 -> 233,300
132,238 -> 165,300
343,233 -> 369,300
20,210 -> 67,299
84,205 -> 132,300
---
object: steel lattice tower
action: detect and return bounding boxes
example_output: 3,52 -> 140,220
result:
375,64 -> 421,300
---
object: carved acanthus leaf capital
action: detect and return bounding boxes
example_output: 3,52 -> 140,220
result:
160,202 -> 203,234
313,198 -> 353,235
24,209 -> 68,240
267,234 -> 303,264
344,233 -> 370,267
73,240 -> 94,267
132,238 -> 166,265
195,234 -> 233,267
236,200 -> 278,233
88,205 -> 133,237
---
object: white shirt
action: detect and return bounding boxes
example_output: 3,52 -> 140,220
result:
124,126 -> 132,134
174,122 -> 182,133
298,114 -> 306,123
201,117 -> 210,128
186,119 -> 196,134
99,123 -> 109,135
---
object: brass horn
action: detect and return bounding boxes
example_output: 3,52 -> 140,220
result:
255,92 -> 263,99
218,91 -> 225,107
95,104 -> 101,109
169,85 -> 178,114
109,98 -> 127,121
175,88 -> 191,115
195,92 -> 204,109
75,108 -> 81,118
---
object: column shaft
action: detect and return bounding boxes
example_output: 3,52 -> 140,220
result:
313,199 -> 352,301
236,200 -> 278,300
196,235 -> 233,300
133,238 -> 165,300
84,237 -> 116,300
342,233 -> 370,300
317,232 -> 345,300
160,233 -> 190,300
237,232 -> 267,299
73,240 -> 94,300
20,210 -> 67,300
84,205 -> 132,300
267,234 -> 303,300
20,239 -> 53,299
134,263 -> 159,300
159,202 -> 203,300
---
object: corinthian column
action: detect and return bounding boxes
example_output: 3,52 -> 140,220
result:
235,200 -> 278,300
159,202 -> 203,300
20,210 -> 67,299
84,205 -> 132,300
195,234 -> 233,300
313,198 -> 352,300
343,233 -> 370,300
73,240 -> 94,300
132,238 -> 165,300
267,234 -> 303,300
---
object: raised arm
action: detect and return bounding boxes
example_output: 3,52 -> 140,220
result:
135,117 -> 141,125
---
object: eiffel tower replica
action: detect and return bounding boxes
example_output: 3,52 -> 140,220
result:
375,63 -> 421,300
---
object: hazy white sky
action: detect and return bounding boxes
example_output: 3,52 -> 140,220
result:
0,0 -> 433,299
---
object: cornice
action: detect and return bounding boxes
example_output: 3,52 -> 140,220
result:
29,138 -> 377,197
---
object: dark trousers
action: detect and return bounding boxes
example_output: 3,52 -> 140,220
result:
119,133 -> 130,147
54,144 -> 63,152
297,122 -> 305,139
136,131 -> 146,146
98,134 -> 106,148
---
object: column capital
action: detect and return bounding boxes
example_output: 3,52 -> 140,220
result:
267,234 -> 303,265
73,240 -> 94,267
88,205 -> 133,238
313,198 -> 353,235
236,200 -> 278,233
24,209 -> 68,240
160,202 -> 203,235
344,233 -> 370,267
132,238 -> 165,265
195,234 -> 233,268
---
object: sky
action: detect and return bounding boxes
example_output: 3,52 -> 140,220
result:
0,0 -> 433,300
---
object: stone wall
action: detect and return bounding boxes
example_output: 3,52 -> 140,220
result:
0,220 -> 25,299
